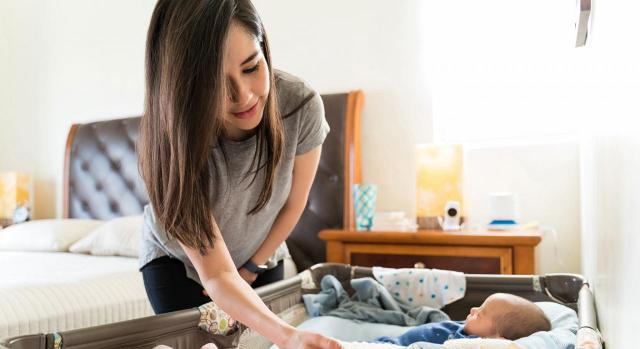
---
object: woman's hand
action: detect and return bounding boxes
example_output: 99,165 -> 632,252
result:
280,329 -> 343,349
238,267 -> 258,284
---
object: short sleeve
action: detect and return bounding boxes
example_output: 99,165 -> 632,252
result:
296,92 -> 330,156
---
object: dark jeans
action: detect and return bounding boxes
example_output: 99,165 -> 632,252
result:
141,256 -> 284,314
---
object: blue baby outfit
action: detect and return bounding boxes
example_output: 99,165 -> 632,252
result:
375,321 -> 476,345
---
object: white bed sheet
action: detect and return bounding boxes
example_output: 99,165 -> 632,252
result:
0,251 -> 154,340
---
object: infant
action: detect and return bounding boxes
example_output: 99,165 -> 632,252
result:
375,293 -> 551,345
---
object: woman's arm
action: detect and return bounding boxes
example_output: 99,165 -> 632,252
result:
180,224 -> 340,349
248,145 -> 322,268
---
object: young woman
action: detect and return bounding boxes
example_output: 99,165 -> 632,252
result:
137,1 -> 342,348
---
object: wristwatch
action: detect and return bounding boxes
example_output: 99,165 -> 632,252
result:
241,259 -> 269,274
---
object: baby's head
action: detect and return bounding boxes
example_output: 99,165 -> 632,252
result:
463,293 -> 550,340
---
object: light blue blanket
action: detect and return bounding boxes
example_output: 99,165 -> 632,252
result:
303,275 -> 449,326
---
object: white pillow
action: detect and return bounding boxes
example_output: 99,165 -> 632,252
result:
443,338 -> 520,349
514,302 -> 578,349
69,215 -> 143,257
444,301 -> 579,349
0,219 -> 103,252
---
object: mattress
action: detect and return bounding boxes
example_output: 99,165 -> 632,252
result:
0,251 -> 153,340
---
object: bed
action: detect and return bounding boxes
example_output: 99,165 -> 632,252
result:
0,252 -> 152,340
0,89 -> 364,344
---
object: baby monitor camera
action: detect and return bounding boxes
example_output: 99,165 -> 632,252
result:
440,201 -> 461,231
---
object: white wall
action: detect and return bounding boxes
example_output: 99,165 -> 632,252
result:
253,0 -> 434,219
0,0 -> 583,275
0,0 -> 156,218
464,141 -> 581,274
581,132 -> 639,348
1,0 -> 434,222
579,0 -> 640,347
0,1 -> 43,179
255,0 -> 582,274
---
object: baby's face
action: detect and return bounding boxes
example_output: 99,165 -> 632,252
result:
463,295 -> 506,338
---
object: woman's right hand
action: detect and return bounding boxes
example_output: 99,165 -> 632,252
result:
279,329 -> 343,349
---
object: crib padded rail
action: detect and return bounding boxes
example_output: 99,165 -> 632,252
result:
2,263 -> 602,349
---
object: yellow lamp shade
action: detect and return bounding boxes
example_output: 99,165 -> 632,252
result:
0,172 -> 33,220
416,144 -> 463,228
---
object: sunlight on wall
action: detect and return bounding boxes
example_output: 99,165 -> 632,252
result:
421,0 -> 584,143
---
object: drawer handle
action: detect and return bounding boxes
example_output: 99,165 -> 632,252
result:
414,262 -> 426,269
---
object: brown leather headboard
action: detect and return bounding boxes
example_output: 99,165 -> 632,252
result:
63,91 -> 363,270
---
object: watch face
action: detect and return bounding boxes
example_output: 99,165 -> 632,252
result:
13,206 -> 30,224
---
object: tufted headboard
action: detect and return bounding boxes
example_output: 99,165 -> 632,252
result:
63,91 -> 363,270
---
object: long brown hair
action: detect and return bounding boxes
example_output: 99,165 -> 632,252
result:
139,0 -> 284,255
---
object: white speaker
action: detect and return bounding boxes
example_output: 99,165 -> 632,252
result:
488,192 -> 518,230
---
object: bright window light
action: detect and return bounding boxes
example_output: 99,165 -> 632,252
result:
421,0 -> 584,143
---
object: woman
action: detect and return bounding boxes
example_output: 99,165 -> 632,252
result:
137,1 -> 342,348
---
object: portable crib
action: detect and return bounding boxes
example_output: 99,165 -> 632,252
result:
2,263 -> 603,349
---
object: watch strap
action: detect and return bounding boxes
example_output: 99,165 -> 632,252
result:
242,259 -> 268,274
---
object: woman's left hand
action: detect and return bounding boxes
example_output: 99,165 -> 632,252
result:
238,267 -> 258,284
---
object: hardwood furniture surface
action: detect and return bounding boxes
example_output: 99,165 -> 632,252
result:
319,229 -> 542,275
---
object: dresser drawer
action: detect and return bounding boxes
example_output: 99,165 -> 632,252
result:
351,253 -> 502,274
344,244 -> 513,274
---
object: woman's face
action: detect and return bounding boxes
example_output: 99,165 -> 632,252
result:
222,21 -> 270,141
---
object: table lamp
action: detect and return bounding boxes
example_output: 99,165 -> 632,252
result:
0,172 -> 33,227
416,144 -> 464,229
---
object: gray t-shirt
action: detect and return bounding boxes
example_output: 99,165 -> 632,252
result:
138,70 -> 329,286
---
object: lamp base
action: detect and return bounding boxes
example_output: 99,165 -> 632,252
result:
417,216 -> 466,230
0,218 -> 12,228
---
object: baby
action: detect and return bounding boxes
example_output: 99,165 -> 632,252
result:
375,293 -> 551,346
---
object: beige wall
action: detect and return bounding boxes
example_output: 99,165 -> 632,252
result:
0,0 -> 583,275
464,141 -> 581,274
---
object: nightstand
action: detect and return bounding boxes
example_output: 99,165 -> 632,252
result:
319,229 -> 542,275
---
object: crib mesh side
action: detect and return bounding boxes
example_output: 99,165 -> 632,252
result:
3,263 -> 597,349
257,276 -> 304,314
2,315 -> 237,349
2,275 -> 305,349
306,263 -> 582,320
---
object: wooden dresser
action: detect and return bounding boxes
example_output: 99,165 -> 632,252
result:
319,229 -> 542,275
